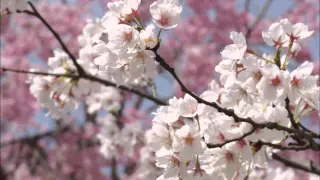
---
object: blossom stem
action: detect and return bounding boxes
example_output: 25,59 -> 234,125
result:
148,81 -> 157,98
246,49 -> 274,63
157,28 -> 162,39
274,46 -> 282,68
133,17 -> 144,30
282,39 -> 294,69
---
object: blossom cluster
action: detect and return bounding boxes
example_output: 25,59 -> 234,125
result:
92,0 -> 182,86
29,50 -> 94,119
146,19 -> 319,179
27,0 -> 183,118
27,17 -> 124,119
97,113 -> 144,159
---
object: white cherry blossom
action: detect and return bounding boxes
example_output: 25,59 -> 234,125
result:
139,24 -> 158,49
256,63 -> 289,102
107,24 -> 140,54
221,32 -> 247,60
262,22 -> 289,47
150,0 -> 182,29
172,124 -> 206,161
289,61 -> 317,104
155,150 -> 188,179
281,18 -> 314,40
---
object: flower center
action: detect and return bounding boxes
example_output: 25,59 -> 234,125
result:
169,156 -> 180,167
158,13 -> 170,26
121,31 -> 133,42
253,71 -> 262,80
225,151 -> 234,162
184,135 -> 194,145
144,36 -> 154,43
271,76 -> 281,86
135,52 -> 145,61
291,76 -> 300,87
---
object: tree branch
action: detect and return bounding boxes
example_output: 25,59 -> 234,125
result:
0,125 -> 71,147
1,67 -> 78,78
298,122 -> 320,139
1,67 -> 167,105
207,127 -> 255,148
285,98 -> 299,129
245,0 -> 274,39
111,157 -> 120,180
25,2 -> 85,75
258,140 -> 310,151
272,153 -> 320,175
83,73 -> 167,105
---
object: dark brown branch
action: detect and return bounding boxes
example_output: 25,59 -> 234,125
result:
0,126 -> 71,147
298,122 -> 320,139
111,157 -> 120,180
0,167 -> 7,180
25,2 -> 85,75
1,68 -> 167,105
207,127 -> 255,148
285,98 -> 299,129
83,73 -> 167,105
272,153 -> 320,175
1,67 -> 78,78
258,140 -> 310,151
77,139 -> 100,149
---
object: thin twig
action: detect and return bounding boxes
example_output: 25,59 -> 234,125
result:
245,0 -> 274,39
244,0 -> 251,30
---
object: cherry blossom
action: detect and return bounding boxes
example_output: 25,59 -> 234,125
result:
281,18 -> 314,40
150,0 -> 182,29
262,22 -> 289,47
